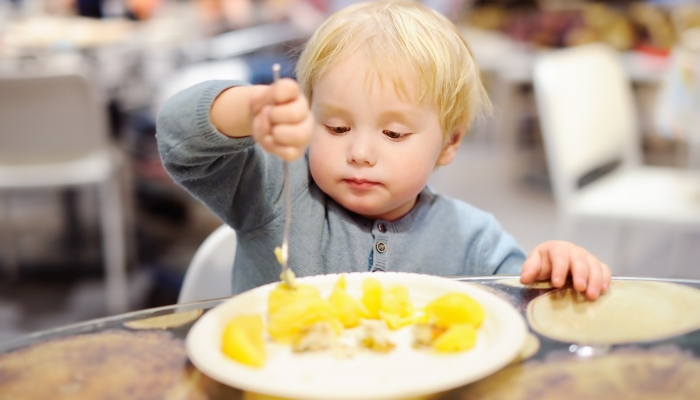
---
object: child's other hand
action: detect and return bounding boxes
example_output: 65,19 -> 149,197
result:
250,78 -> 314,161
520,240 -> 611,300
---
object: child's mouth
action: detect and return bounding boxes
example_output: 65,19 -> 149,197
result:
343,179 -> 380,190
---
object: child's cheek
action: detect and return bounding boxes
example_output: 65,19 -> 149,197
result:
308,139 -> 334,188
391,159 -> 432,198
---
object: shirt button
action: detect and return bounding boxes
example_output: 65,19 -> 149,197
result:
375,241 -> 386,253
377,223 -> 387,233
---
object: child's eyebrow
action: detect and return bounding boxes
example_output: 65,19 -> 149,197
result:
315,103 -> 419,127
377,109 -> 418,126
314,103 -> 348,117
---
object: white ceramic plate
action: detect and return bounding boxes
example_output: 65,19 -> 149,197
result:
186,272 -> 527,400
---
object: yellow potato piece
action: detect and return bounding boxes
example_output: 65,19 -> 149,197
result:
380,311 -> 415,330
222,315 -> 266,368
378,285 -> 414,330
335,274 -> 348,290
426,292 -> 484,329
274,246 -> 284,265
268,283 -> 320,316
414,309 -> 430,324
381,285 -> 414,316
268,296 -> 342,343
362,278 -> 383,319
329,275 -> 368,328
433,323 -> 477,353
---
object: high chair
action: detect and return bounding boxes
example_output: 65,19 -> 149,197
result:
178,224 -> 236,303
533,43 -> 700,277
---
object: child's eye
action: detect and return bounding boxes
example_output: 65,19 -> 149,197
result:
324,125 -> 350,135
383,130 -> 411,140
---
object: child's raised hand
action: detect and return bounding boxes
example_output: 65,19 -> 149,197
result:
249,78 -> 314,161
520,240 -> 611,300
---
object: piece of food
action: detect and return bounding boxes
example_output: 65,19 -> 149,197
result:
412,323 -> 446,348
222,314 -> 266,368
380,285 -> 414,316
274,246 -> 297,288
279,269 -> 297,287
362,278 -> 383,319
328,275 -> 368,328
268,282 -> 321,316
432,323 -> 477,353
360,320 -> 395,353
274,246 -> 284,265
425,292 -> 485,329
414,309 -> 430,324
379,285 -> 415,329
268,296 -> 343,344
293,322 -> 337,352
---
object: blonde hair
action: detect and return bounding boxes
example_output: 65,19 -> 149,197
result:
295,0 -> 491,143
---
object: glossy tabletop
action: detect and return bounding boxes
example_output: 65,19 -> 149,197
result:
2,276 -> 700,400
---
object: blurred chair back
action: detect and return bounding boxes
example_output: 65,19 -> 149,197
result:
0,74 -> 128,314
0,74 -> 108,165
533,43 -> 641,209
178,224 -> 236,304
534,43 -> 700,277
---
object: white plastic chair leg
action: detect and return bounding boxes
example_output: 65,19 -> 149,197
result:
98,174 -> 128,314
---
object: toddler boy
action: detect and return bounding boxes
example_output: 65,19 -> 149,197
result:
157,0 -> 611,298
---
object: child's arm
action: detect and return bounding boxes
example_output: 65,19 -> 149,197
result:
520,241 -> 612,300
156,79 -> 313,232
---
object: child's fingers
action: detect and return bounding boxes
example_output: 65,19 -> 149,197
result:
252,106 -> 273,149
519,250 -> 543,284
272,78 -> 302,104
570,254 -> 589,293
275,146 -> 305,162
250,86 -> 274,116
257,137 -> 301,161
548,246 -> 570,288
272,122 -> 312,148
601,263 -> 611,293
585,260 -> 603,300
269,97 -> 309,125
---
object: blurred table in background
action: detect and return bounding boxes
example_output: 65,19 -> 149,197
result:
0,3 -> 204,111
1,15 -> 135,50
2,276 -> 700,399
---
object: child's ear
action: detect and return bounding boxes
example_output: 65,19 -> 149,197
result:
436,129 -> 465,166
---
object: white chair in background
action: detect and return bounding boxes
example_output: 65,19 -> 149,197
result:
178,224 -> 236,304
0,74 -> 129,313
533,43 -> 700,276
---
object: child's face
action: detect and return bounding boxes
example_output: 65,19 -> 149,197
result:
308,52 -> 460,221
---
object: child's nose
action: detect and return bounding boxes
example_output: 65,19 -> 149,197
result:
347,131 -> 376,166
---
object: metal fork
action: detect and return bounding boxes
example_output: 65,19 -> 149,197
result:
272,63 -> 295,289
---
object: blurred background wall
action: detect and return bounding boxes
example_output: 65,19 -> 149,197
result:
0,0 -> 699,341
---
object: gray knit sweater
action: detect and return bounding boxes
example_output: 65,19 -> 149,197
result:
156,80 -> 526,295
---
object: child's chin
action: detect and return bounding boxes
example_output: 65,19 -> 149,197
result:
339,199 -> 385,218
